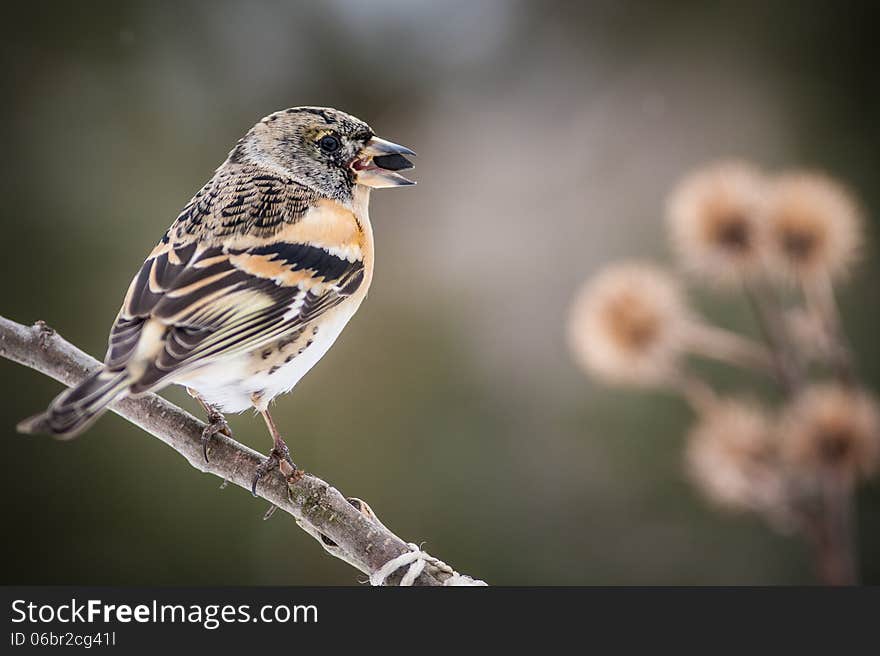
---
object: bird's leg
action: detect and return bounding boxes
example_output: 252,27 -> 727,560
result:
251,407 -> 298,496
187,388 -> 232,463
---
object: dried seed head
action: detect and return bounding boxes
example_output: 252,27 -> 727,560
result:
763,172 -> 863,282
568,263 -> 688,386
779,384 -> 880,482
686,399 -> 786,515
666,161 -> 767,285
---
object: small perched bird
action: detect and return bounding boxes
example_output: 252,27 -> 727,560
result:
19,106 -> 416,492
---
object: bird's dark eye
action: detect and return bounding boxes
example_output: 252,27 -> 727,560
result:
318,134 -> 341,153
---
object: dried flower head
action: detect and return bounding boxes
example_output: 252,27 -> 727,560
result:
779,384 -> 880,482
763,172 -> 863,281
666,161 -> 767,284
686,399 -> 786,515
568,262 -> 688,386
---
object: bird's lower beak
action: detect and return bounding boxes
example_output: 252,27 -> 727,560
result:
352,137 -> 416,188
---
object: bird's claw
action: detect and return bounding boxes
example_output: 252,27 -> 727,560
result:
201,413 -> 232,463
251,441 -> 297,497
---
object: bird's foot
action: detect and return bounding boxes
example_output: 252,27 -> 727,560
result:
251,440 -> 298,497
201,409 -> 232,463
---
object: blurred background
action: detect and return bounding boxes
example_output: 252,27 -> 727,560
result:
1,0 -> 879,585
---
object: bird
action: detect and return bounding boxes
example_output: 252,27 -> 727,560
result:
18,106 -> 416,494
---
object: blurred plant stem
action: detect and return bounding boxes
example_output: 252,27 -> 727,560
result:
803,272 -> 855,384
685,321 -> 777,375
743,279 -> 860,585
674,372 -> 718,413
742,282 -> 801,392
800,472 -> 857,585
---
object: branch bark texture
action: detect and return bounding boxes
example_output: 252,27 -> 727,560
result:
0,315 -> 481,586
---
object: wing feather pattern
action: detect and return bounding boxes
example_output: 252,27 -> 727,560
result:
107,241 -> 363,394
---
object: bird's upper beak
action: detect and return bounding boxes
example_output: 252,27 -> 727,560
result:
351,137 -> 417,188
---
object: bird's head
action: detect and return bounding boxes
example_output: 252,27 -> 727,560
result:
229,106 -> 416,201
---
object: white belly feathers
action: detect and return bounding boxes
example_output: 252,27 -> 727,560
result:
175,301 -> 361,413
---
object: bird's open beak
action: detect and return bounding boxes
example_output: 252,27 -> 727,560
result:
351,137 -> 416,188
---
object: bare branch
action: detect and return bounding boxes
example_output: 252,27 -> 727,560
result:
0,315 -> 483,586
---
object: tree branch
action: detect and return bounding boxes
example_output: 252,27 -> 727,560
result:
0,315 -> 484,586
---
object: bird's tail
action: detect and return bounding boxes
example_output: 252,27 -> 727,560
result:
17,368 -> 131,439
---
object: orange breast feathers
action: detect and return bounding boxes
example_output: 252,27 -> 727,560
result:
227,197 -> 373,290
274,199 -> 368,263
